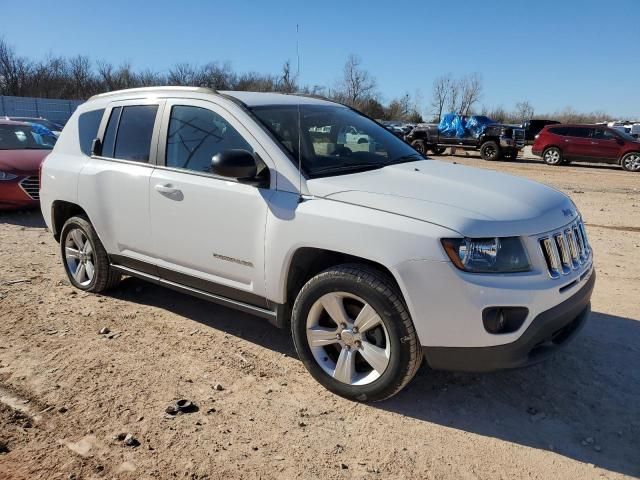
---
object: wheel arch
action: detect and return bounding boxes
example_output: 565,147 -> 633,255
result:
51,200 -> 89,242
277,247 -> 404,328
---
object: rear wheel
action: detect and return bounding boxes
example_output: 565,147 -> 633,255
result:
291,264 -> 422,402
543,147 -> 563,166
621,152 -> 640,172
60,216 -> 121,292
480,141 -> 501,161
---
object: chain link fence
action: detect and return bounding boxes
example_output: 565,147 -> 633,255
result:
0,96 -> 84,125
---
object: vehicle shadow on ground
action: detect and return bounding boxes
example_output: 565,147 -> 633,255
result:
112,277 -> 639,476
110,277 -> 296,357
0,209 -> 46,228
377,311 -> 640,477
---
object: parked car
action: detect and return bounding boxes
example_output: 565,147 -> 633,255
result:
7,116 -> 64,137
532,124 -> 640,172
522,119 -> 560,143
41,87 -> 594,401
406,114 -> 526,160
0,120 -> 56,209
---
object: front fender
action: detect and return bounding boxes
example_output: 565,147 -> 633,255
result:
263,191 -> 454,303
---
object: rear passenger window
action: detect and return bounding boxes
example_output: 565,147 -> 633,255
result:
78,109 -> 105,155
165,105 -> 252,173
548,127 -> 568,136
567,127 -> 591,138
114,105 -> 158,162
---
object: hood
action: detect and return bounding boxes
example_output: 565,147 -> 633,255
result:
307,161 -> 577,237
0,149 -> 49,174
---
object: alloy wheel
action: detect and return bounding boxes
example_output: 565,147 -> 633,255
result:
623,154 -> 640,171
305,292 -> 390,386
64,228 -> 95,286
544,149 -> 561,165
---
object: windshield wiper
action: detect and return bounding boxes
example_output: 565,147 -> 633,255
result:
310,163 -> 385,177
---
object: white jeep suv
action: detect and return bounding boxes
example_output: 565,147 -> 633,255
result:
40,87 -> 595,401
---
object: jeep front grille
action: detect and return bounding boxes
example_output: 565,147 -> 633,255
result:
539,218 -> 591,278
19,176 -> 40,200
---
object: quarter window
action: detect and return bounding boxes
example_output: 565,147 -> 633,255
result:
78,109 -> 105,156
166,105 -> 252,173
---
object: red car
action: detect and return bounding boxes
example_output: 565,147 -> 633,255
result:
532,124 -> 640,172
0,120 -> 56,209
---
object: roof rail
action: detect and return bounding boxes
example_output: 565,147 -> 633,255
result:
88,86 -> 218,100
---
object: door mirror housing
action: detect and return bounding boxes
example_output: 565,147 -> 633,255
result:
91,138 -> 102,156
212,149 -> 267,186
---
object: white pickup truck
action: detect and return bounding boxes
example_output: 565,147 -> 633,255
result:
40,87 -> 595,401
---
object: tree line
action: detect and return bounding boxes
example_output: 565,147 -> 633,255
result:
0,37 -> 616,124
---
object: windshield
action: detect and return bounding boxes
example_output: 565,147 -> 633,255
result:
250,104 -> 425,178
0,124 -> 57,150
613,129 -> 637,142
11,118 -> 63,131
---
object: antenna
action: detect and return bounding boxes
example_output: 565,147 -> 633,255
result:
296,23 -> 304,203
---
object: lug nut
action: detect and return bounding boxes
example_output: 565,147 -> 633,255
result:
355,340 -> 362,349
352,327 -> 359,333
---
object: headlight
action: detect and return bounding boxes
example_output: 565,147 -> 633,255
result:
441,237 -> 530,273
0,171 -> 18,181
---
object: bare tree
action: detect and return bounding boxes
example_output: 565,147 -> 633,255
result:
447,79 -> 460,115
514,101 -> 534,122
277,60 -> 298,93
431,74 -> 452,122
458,73 -> 482,115
335,54 -> 377,107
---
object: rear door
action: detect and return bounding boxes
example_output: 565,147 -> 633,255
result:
562,127 -> 592,160
78,99 -> 164,274
590,127 -> 622,163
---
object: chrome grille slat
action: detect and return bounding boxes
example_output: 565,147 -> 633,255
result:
538,218 -> 591,278
19,176 -> 40,200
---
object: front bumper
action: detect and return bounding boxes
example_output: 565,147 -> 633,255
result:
423,271 -> 595,372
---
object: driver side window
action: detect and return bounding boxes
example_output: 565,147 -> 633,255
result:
166,105 -> 252,173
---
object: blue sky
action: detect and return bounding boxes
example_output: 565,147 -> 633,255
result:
3,0 -> 639,117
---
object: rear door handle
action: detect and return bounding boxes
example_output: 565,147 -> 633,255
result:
154,183 -> 180,194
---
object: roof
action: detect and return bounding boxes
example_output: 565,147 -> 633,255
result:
220,91 -> 339,107
87,86 -> 339,107
0,119 -> 32,126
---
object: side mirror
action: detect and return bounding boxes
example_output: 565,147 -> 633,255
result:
91,138 -> 102,156
211,149 -> 260,182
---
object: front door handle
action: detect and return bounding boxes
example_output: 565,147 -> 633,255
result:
154,183 -> 180,195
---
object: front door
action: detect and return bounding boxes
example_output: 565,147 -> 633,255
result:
590,128 -> 623,162
149,100 -> 275,306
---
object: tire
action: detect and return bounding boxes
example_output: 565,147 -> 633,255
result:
291,264 -> 422,402
60,215 -> 121,292
431,146 -> 447,155
620,152 -> 640,172
411,140 -> 427,155
480,141 -> 501,161
542,147 -> 563,166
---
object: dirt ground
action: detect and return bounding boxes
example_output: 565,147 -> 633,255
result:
0,149 -> 639,479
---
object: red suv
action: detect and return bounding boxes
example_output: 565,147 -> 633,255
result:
532,124 -> 640,172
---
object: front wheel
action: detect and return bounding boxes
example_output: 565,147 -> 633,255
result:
291,265 -> 422,402
480,141 -> 501,161
543,147 -> 563,165
621,152 -> 640,172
